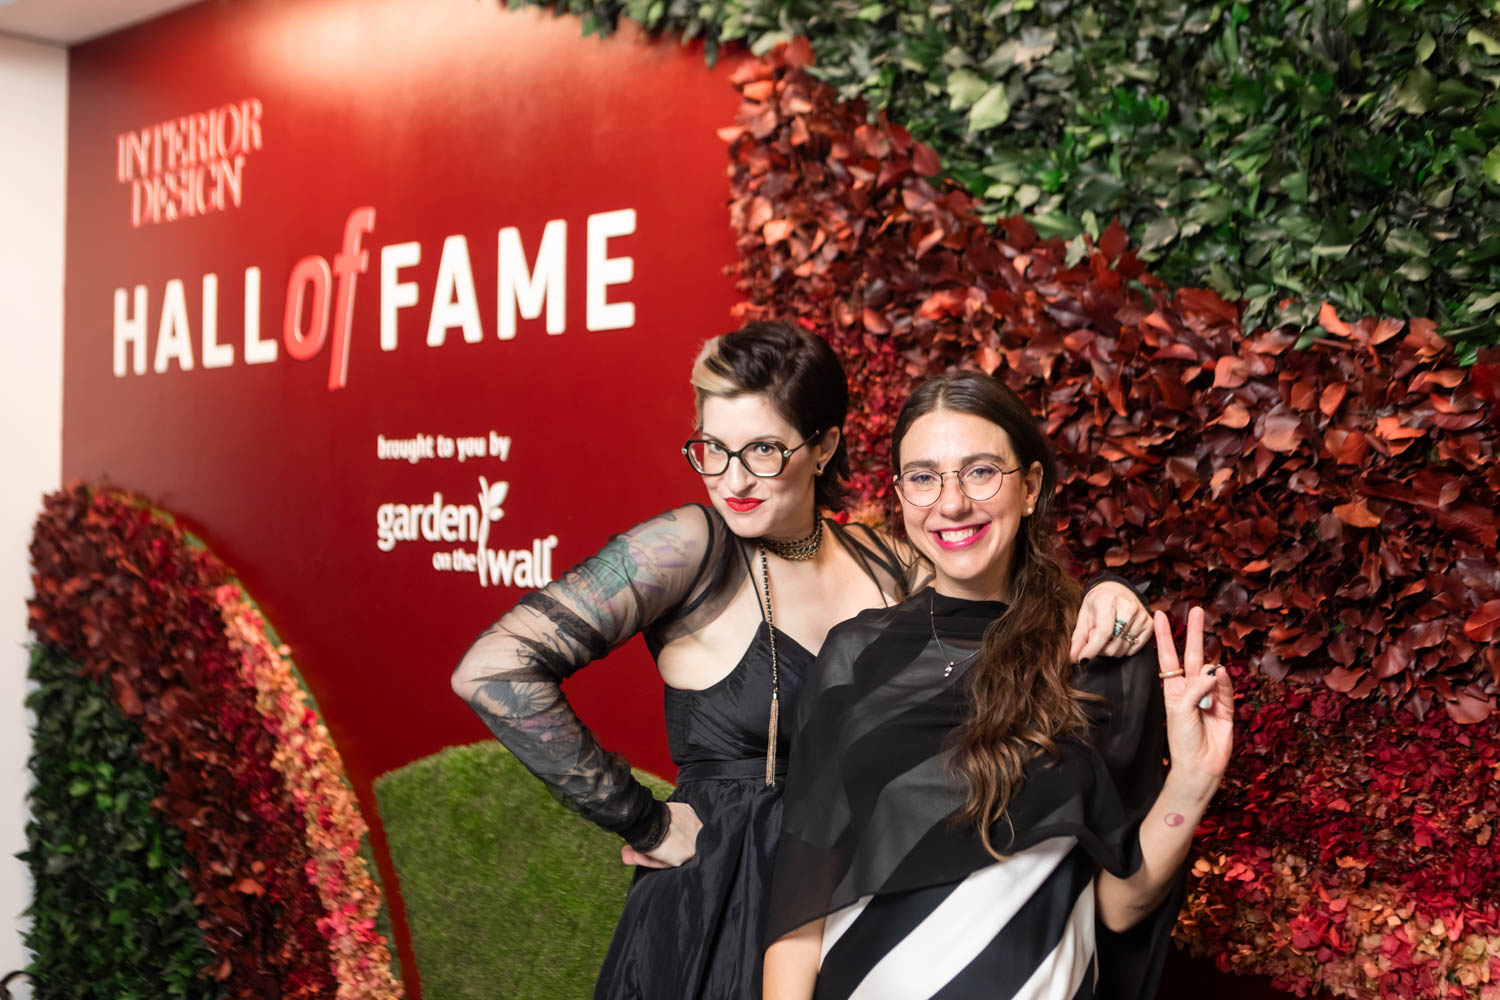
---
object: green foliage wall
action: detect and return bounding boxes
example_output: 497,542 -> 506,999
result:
21,646 -> 221,1000
518,0 -> 1500,359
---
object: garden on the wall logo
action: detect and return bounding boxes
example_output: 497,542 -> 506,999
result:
116,98 -> 263,226
373,431 -> 559,589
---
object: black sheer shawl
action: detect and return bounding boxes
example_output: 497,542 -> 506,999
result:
767,589 -> 1179,1000
450,503 -> 912,845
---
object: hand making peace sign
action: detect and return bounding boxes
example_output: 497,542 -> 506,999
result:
1153,606 -> 1233,784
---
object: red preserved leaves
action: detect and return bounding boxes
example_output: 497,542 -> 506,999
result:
722,49 -> 1499,720
1466,600 -> 1500,643
1333,500 -> 1383,528
28,485 -> 337,998
724,48 -> 1500,1000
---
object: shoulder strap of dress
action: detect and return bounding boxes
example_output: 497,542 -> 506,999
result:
827,519 -> 908,607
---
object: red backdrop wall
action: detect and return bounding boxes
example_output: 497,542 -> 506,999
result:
64,0 -> 743,988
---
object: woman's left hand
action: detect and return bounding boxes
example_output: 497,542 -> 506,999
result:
1071,581 -> 1152,662
1153,606 -> 1233,785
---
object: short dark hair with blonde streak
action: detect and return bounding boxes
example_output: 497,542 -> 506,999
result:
691,320 -> 851,512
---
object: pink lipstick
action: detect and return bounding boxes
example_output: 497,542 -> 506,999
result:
931,522 -> 989,550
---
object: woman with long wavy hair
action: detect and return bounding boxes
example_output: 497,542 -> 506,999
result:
764,370 -> 1233,1000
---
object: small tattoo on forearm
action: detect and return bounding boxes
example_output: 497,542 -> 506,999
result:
1129,885 -> 1173,912
1165,813 -> 1186,827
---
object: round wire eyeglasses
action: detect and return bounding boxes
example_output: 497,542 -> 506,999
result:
893,462 -> 1020,506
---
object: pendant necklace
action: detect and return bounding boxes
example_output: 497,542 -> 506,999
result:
754,520 -> 825,783
928,590 -> 982,678
755,548 -> 781,785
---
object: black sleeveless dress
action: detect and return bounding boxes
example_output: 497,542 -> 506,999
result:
594,621 -> 814,997
452,503 -> 910,1000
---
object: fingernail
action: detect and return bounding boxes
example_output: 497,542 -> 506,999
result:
1207,667 -> 1218,676
1198,695 -> 1213,710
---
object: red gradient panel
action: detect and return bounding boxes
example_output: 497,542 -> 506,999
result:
65,0 -> 744,992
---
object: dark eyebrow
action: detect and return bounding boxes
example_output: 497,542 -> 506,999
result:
696,432 -> 789,447
901,452 -> 1010,472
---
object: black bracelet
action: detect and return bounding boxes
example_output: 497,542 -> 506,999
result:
625,799 -> 671,853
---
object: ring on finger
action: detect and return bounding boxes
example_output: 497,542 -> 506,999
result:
1158,668 -> 1185,679
1112,617 -> 1128,638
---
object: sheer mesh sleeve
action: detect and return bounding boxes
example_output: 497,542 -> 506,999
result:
768,593 -> 1172,961
835,522 -> 929,597
450,503 -> 731,847
1085,571 -> 1150,607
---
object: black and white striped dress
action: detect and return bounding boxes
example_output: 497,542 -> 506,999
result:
767,590 -> 1180,1000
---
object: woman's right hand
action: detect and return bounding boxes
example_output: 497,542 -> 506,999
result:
620,801 -> 702,868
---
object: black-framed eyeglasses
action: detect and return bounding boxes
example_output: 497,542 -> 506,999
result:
682,431 -> 822,478
893,462 -> 1021,506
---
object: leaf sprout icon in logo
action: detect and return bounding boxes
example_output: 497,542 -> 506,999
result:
466,476 -> 558,588
474,476 -> 509,578
477,477 -> 508,522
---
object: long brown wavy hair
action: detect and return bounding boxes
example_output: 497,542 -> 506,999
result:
892,371 -> 1094,858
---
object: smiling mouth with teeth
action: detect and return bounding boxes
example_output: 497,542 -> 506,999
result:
933,525 -> 989,549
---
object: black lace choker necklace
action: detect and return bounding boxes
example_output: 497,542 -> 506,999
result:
761,519 -> 823,561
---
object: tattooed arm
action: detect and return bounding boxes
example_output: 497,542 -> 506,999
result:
451,505 -> 715,852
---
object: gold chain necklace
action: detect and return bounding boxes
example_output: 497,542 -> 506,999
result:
755,548 -> 781,786
761,518 -> 823,561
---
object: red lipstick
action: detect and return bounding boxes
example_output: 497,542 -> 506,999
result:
724,497 -> 763,513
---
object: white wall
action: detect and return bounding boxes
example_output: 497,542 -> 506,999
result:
0,32 -> 67,985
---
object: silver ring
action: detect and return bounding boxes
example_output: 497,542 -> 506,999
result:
1112,618 -> 1127,638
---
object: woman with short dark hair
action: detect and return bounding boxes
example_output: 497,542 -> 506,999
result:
451,326 -> 1154,1000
